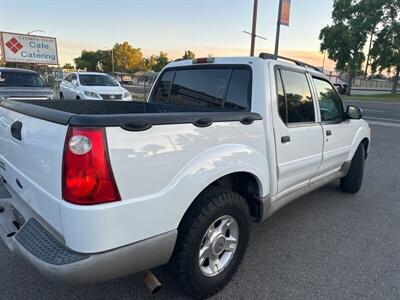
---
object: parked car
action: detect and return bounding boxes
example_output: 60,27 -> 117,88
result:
0,55 -> 370,299
333,82 -> 348,95
0,67 -> 55,100
59,72 -> 132,100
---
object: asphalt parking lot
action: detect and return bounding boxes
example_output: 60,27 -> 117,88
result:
0,99 -> 399,299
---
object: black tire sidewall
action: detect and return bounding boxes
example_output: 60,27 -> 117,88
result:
172,188 -> 250,298
341,144 -> 365,193
188,205 -> 249,291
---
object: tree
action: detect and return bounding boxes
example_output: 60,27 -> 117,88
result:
144,52 -> 170,72
62,63 -> 74,69
113,41 -> 143,72
153,52 -> 170,72
74,49 -> 113,72
319,0 -> 386,95
143,55 -> 158,71
74,50 -> 101,71
182,50 -> 195,60
369,1 -> 400,93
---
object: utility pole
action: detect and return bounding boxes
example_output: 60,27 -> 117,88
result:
274,0 -> 283,57
364,32 -> 374,79
250,0 -> 258,56
322,50 -> 326,73
111,47 -> 115,78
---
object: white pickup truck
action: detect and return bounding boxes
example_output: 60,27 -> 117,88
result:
0,54 -> 370,299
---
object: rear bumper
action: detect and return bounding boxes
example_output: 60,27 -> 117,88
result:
0,182 -> 177,285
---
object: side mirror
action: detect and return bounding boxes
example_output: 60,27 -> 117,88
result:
346,105 -> 363,120
72,79 -> 79,87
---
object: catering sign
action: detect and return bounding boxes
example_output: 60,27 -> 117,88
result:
0,32 -> 58,65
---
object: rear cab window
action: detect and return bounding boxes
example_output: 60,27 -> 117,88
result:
150,65 -> 252,111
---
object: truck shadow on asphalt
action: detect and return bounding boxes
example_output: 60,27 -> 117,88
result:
0,181 -> 362,300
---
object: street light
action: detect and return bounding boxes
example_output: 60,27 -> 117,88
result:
27,29 -> 44,35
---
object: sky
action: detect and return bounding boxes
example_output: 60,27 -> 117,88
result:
0,0 -> 336,69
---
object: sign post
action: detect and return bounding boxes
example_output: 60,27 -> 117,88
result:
274,0 -> 291,57
0,31 -> 58,65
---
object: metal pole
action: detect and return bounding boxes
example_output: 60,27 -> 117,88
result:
111,47 -> 115,78
250,0 -> 258,56
322,51 -> 326,73
274,0 -> 283,57
364,32 -> 373,79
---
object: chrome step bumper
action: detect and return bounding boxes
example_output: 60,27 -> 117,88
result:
0,182 -> 177,285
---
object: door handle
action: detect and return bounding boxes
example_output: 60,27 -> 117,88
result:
326,130 -> 332,136
281,136 -> 291,143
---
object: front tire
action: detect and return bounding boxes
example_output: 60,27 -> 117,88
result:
170,187 -> 250,299
340,144 -> 365,193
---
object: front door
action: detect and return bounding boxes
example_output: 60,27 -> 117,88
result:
273,67 -> 324,196
311,77 -> 353,176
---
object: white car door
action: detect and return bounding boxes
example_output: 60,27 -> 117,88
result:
272,67 -> 324,196
69,73 -> 79,99
311,77 -> 354,176
60,74 -> 72,99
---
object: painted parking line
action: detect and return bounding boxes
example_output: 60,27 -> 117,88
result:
365,109 -> 388,113
364,116 -> 400,123
366,120 -> 400,128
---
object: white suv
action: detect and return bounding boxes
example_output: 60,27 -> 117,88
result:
60,72 -> 132,100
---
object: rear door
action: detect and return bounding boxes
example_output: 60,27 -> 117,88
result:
272,67 -> 324,196
311,77 -> 353,175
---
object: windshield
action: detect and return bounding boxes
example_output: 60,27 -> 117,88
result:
0,71 -> 46,88
79,74 -> 118,86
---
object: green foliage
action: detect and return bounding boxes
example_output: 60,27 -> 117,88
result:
320,0 -> 390,94
113,42 -> 143,72
74,50 -> 101,71
73,43 -> 176,73
143,55 -> 158,71
183,50 -> 195,60
62,63 -> 74,69
143,52 -> 170,71
320,0 -> 385,75
369,0 -> 400,92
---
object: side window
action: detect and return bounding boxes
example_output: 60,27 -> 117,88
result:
313,77 -> 343,122
64,74 -> 72,82
169,68 -> 231,108
280,69 -> 315,123
224,69 -> 250,110
153,71 -> 174,103
71,73 -> 77,81
276,70 -> 287,123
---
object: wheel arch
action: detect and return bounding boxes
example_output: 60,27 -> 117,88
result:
177,171 -> 267,233
346,125 -> 370,161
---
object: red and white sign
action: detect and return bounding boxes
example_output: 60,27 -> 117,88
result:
280,0 -> 291,26
0,31 -> 58,65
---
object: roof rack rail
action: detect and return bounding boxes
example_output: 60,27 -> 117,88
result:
259,52 -> 322,72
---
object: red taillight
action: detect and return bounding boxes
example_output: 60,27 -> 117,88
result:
62,127 -> 121,205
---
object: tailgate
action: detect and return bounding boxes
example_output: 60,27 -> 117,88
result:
0,106 -> 68,233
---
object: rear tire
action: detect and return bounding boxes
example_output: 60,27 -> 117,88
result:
340,144 -> 365,193
170,187 -> 250,299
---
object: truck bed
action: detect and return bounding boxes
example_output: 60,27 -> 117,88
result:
0,100 -> 261,129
